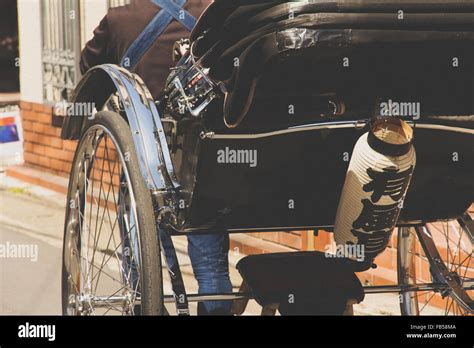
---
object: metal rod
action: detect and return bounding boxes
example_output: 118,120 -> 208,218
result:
85,280 -> 474,307
201,121 -> 474,140
162,281 -> 474,303
163,292 -> 252,303
364,283 -> 446,294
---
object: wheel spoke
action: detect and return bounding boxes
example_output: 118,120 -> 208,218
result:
87,135 -> 108,285
419,291 -> 437,313
89,154 -> 121,286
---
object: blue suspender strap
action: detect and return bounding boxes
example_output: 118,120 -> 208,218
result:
120,0 -> 197,70
152,0 -> 197,32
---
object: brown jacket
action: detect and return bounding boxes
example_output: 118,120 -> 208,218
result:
80,0 -> 212,99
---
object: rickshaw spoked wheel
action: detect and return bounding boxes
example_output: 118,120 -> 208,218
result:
61,111 -> 164,315
397,214 -> 473,316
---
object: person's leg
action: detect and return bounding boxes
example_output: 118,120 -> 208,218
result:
187,233 -> 233,315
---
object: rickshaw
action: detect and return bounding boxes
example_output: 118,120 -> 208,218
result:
60,0 -> 474,316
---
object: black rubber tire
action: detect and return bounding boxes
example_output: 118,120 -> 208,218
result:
62,111 -> 164,315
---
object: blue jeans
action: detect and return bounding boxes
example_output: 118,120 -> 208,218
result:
187,233 -> 233,315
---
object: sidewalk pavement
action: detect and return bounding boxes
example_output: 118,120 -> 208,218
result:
0,171 -> 264,315
0,171 -> 408,315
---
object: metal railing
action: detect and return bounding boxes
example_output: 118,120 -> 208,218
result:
41,0 -> 81,105
40,0 -> 130,105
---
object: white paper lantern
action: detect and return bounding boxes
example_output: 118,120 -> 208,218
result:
334,118 -> 416,268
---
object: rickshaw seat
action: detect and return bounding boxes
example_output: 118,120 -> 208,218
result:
235,251 -> 364,315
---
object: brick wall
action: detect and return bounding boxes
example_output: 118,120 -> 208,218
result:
20,101 -> 77,177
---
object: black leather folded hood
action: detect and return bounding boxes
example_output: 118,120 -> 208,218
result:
191,0 -> 474,128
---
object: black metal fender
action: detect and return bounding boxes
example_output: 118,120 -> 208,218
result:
61,64 -> 179,192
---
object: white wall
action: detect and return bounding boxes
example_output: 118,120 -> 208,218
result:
82,0 -> 108,46
17,0 -> 43,103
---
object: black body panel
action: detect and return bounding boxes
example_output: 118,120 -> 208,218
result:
175,123 -> 473,232
161,1 -> 474,233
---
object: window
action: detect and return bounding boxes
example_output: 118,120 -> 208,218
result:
108,0 -> 131,8
41,0 -> 81,105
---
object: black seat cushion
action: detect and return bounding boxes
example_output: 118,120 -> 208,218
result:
236,251 -> 365,315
